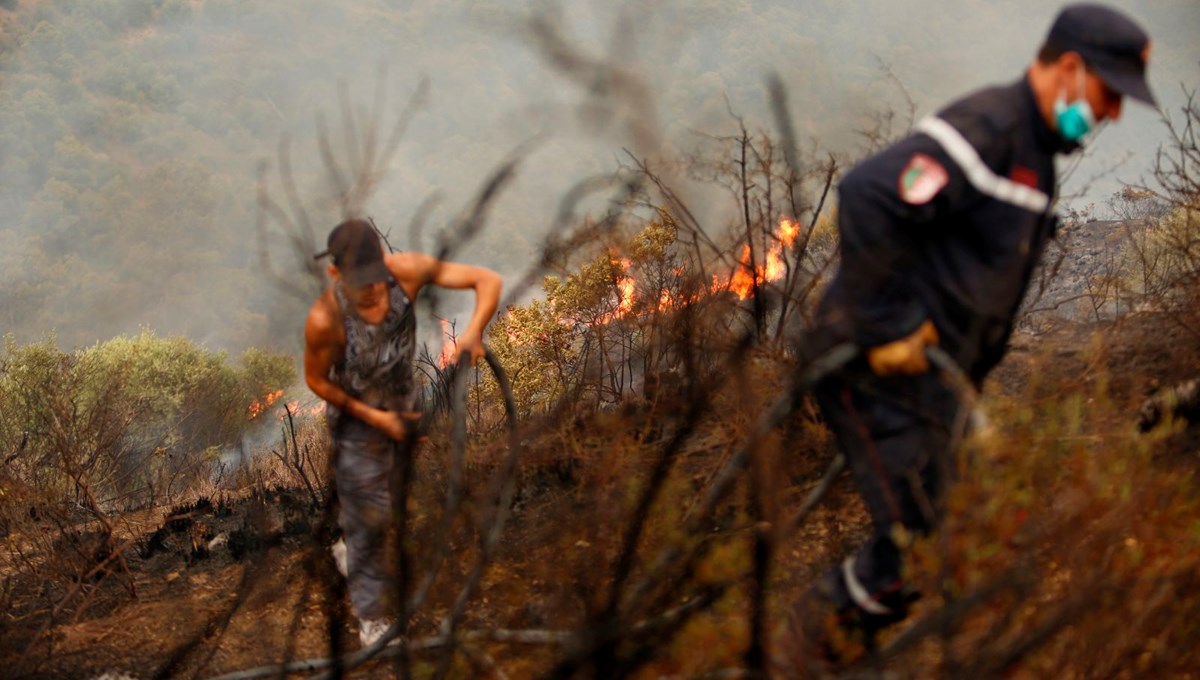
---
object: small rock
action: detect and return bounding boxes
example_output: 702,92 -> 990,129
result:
207,533 -> 228,550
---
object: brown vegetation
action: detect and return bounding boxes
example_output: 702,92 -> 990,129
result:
3,7 -> 1200,679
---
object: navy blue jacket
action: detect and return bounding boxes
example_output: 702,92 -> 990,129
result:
817,77 -> 1069,384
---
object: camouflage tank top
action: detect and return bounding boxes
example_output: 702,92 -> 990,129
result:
327,279 -> 418,421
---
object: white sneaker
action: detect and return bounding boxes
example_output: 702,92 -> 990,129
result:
330,538 -> 348,578
358,618 -> 398,647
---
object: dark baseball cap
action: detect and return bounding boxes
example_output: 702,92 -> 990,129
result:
314,219 -> 390,287
1044,3 -> 1155,106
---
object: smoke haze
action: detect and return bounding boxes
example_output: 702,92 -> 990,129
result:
1,0 -> 1196,351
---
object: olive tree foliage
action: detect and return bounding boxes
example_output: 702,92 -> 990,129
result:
481,219 -> 682,420
0,331 -> 294,517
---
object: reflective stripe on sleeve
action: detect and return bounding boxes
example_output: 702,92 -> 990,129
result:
841,557 -> 893,616
915,116 -> 1050,214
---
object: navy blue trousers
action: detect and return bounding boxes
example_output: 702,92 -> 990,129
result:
812,368 -> 962,618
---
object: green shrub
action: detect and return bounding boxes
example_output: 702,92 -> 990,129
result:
0,331 -> 295,511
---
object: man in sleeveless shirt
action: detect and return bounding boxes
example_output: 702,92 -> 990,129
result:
784,4 -> 1156,671
304,218 -> 501,647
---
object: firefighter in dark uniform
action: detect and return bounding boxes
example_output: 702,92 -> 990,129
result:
787,3 -> 1157,667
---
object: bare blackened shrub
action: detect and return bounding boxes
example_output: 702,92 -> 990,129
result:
267,404 -> 330,506
1124,85 -> 1200,332
1108,186 -> 1172,223
1119,205 -> 1198,315
231,416 -> 329,498
655,125 -> 839,342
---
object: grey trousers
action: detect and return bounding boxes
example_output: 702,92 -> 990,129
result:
333,420 -> 400,621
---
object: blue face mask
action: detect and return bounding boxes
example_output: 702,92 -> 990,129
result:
1054,68 -> 1096,143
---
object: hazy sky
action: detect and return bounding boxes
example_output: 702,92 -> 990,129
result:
264,0 -> 1200,261
1,0 -> 1197,350
269,0 -> 1200,322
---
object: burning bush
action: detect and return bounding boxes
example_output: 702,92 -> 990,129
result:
470,126 -> 839,429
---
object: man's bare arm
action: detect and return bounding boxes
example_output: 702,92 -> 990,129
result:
388,252 -> 502,364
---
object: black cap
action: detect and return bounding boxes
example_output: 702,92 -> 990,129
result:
1044,3 -> 1155,106
315,219 -> 390,287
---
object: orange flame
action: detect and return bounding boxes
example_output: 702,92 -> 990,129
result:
582,216 -> 802,326
714,216 -> 802,300
615,259 -> 635,317
437,319 -> 458,369
248,388 -> 285,420
595,258 -> 637,324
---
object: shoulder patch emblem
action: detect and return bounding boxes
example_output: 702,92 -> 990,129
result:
898,153 -> 949,205
1010,165 -> 1038,189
